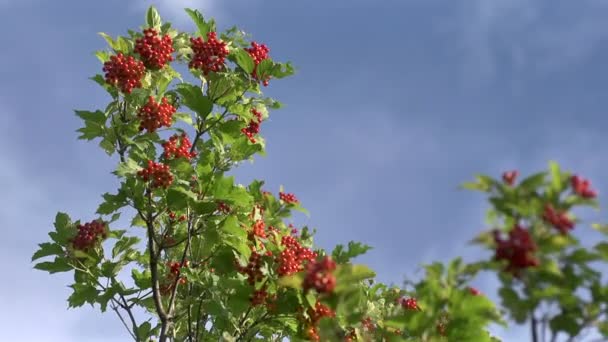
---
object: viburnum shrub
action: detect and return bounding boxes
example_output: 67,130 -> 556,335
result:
31,6 -> 608,342
464,162 -> 608,341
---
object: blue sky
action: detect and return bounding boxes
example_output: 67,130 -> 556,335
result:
2,0 -> 608,341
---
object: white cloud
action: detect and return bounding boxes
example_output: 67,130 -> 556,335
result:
459,0 -> 608,82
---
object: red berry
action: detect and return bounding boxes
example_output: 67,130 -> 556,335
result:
398,297 -> 420,310
250,288 -> 268,306
303,256 -> 337,293
134,28 -> 174,70
216,201 -> 231,214
189,32 -> 229,75
102,53 -> 146,94
468,287 -> 481,296
70,220 -> 108,251
137,96 -> 176,133
277,235 -> 317,276
542,204 -> 575,234
162,133 -> 196,160
493,224 -> 539,276
571,174 -> 597,198
279,192 -> 299,204
237,252 -> 265,285
502,170 -> 518,186
241,108 -> 264,143
245,41 -> 271,86
137,160 -> 174,189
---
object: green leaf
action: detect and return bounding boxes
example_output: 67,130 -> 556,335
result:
213,175 -> 235,199
305,291 -> 317,308
146,6 -> 162,28
75,110 -> 106,125
221,215 -> 246,239
594,242 -> 608,260
332,241 -> 372,263
335,264 -> 376,293
278,273 -> 304,289
271,61 -> 296,79
97,190 -> 128,215
76,122 -> 105,140
99,137 -> 115,155
112,236 -> 140,258
99,32 -> 117,50
132,268 -> 152,289
518,172 -> 546,191
115,158 -> 140,177
167,187 -> 197,209
548,160 -> 563,193
68,283 -> 99,308
549,313 -> 582,336
175,83 -> 213,118
460,174 -> 495,192
173,112 -> 193,125
90,74 -> 118,98
232,49 -> 255,74
566,248 -> 599,263
184,8 -> 211,38
137,322 -> 153,340
256,59 -> 274,79
32,243 -> 64,261
34,257 -> 72,273
50,212 -> 73,244
592,223 -> 608,235
95,50 -> 110,63
101,261 -> 123,277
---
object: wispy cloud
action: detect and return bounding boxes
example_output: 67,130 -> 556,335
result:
459,0 -> 608,82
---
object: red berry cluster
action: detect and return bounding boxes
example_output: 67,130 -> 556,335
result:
542,204 -> 574,234
70,220 -> 108,251
303,256 -> 337,294
168,211 -> 187,222
250,287 -> 268,306
138,160 -> 174,189
305,325 -> 320,342
502,170 -> 519,186
216,201 -> 231,214
134,28 -> 174,70
436,322 -> 447,336
493,224 -> 539,276
303,301 -> 335,342
279,192 -> 299,204
137,96 -> 176,133
237,252 -> 264,285
277,235 -> 317,276
309,300 -> 335,323
189,32 -> 229,75
162,133 -> 196,160
168,260 -> 189,276
289,223 -> 298,235
468,287 -> 481,296
160,260 -> 189,296
241,109 -> 263,143
344,329 -> 357,342
361,317 -> 375,333
397,297 -> 420,310
571,174 -> 597,198
103,53 -> 146,94
245,41 -> 271,86
249,219 -> 267,240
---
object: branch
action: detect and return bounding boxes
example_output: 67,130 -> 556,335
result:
111,301 -> 138,341
118,292 -> 140,341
